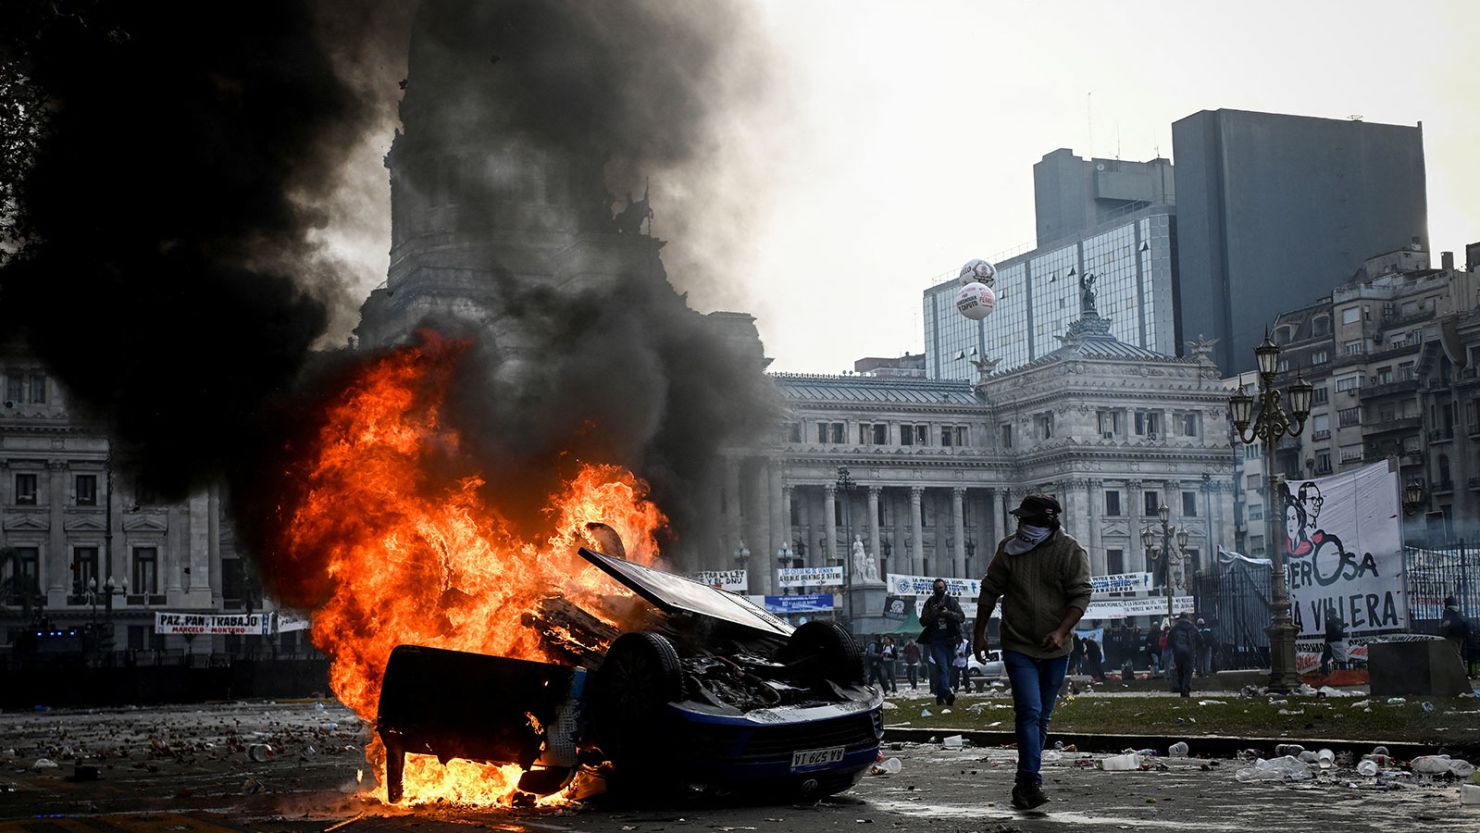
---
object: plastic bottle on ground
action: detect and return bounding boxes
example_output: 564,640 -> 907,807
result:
1412,755 -> 1453,774
1450,759 -> 1476,778
1169,741 -> 1189,758
248,744 -> 274,763
1356,760 -> 1379,777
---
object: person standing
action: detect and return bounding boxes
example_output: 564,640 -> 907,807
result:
880,636 -> 899,693
920,578 -> 965,706
1321,613 -> 1347,676
865,634 -> 886,689
1159,621 -> 1173,683
1144,624 -> 1162,676
1168,612 -> 1198,697
1084,637 -> 1105,682
1069,632 -> 1085,676
1195,617 -> 1216,676
972,494 -> 1093,811
903,638 -> 922,690
1440,596 -> 1472,671
952,635 -> 971,693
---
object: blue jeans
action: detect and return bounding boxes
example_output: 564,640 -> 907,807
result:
1003,650 -> 1070,786
927,641 -> 954,700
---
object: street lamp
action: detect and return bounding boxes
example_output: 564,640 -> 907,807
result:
776,542 -> 793,595
734,541 -> 750,571
1228,330 -> 1314,693
1141,504 -> 1193,624
1403,480 -> 1425,516
835,465 -> 857,625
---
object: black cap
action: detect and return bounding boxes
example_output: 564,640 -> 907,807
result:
1010,494 -> 1062,519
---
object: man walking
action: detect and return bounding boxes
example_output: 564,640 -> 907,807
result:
880,636 -> 899,693
973,494 -> 1092,811
920,578 -> 965,705
1168,611 -> 1198,697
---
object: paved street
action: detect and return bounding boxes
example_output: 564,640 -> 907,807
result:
1,702 -> 1476,833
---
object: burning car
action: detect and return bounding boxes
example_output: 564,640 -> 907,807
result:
376,546 -> 883,803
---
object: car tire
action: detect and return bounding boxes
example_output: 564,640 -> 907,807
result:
778,621 -> 865,687
589,631 -> 683,762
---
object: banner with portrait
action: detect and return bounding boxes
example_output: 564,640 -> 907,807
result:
1279,460 -> 1407,639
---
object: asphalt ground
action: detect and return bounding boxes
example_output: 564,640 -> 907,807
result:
1,702 -> 1477,833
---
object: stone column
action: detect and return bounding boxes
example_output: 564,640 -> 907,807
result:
823,484 -> 837,566
725,456 -> 743,561
889,490 -> 906,578
186,491 -> 212,607
1087,479 -> 1105,576
752,462 -> 773,595
208,484 -> 223,604
909,486 -> 924,575
46,461 -> 67,603
1128,479 -> 1145,573
769,465 -> 786,592
999,486 -> 1015,541
780,483 -> 794,559
951,487 -> 966,578
166,504 -> 186,596
867,486 -> 881,579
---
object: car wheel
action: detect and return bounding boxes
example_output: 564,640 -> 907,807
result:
589,631 -> 683,761
778,621 -> 864,686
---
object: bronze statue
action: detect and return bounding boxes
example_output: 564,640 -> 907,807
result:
1080,272 -> 1098,316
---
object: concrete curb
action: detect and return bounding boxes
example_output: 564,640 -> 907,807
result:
883,726 -> 1480,761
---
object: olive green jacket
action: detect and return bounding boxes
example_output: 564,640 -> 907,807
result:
978,528 -> 1093,659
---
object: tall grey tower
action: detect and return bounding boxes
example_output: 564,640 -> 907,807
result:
1172,109 -> 1428,373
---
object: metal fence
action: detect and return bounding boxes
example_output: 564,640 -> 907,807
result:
1191,546 -> 1480,672
1404,543 -> 1479,669
1194,560 -> 1271,671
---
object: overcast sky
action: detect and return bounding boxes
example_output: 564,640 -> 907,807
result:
321,1 -> 1480,374
734,0 -> 1480,372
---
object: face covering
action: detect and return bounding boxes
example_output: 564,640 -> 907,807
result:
1005,522 -> 1052,554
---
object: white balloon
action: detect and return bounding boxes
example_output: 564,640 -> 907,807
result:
959,258 -> 997,287
955,282 -> 996,320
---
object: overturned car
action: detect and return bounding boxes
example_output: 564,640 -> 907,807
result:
376,547 -> 883,802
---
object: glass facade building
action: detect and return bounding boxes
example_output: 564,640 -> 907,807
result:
924,205 -> 1178,380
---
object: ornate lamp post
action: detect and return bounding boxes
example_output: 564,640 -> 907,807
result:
1402,480 -> 1425,516
1228,331 -> 1314,693
835,465 -> 857,624
733,541 -> 750,571
776,542 -> 793,595
1140,504 -> 1193,624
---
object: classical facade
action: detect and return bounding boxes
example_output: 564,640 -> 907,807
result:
716,309 -> 1237,611
1231,247 -> 1480,551
0,353 -> 269,654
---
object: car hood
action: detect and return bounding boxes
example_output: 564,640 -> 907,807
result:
579,547 -> 793,638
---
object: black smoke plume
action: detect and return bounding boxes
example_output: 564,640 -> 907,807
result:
2,0 -> 776,594
371,0 -> 780,554
0,1 -> 402,496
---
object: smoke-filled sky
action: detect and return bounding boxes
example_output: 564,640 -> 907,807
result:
312,0 -> 1480,374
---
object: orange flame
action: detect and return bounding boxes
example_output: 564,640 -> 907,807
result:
278,332 -> 666,806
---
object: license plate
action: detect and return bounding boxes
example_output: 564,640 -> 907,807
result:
791,745 -> 845,771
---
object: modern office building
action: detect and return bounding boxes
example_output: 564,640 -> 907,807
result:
1173,109 -> 1429,375
1033,149 -> 1176,245
924,197 -> 1177,379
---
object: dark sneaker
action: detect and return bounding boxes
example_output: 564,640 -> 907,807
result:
1011,782 -> 1049,810
946,691 -> 956,706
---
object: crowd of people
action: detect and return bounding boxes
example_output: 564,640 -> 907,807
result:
862,612 -> 1218,699
848,490 -> 1475,813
